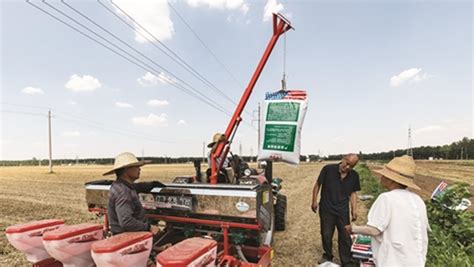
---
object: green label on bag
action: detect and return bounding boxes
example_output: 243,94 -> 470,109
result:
263,124 -> 296,152
266,102 -> 300,122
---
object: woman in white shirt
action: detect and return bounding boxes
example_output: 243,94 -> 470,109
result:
345,155 -> 430,267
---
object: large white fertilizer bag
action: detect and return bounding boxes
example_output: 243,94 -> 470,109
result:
258,90 -> 308,165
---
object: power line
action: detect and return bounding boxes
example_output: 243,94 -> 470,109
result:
0,102 -> 52,110
106,0 -> 238,108
100,0 -> 257,122
56,111 -> 199,144
55,114 -> 195,145
43,0 -> 229,116
168,1 -> 244,92
1,105 -> 197,144
167,1 -> 254,119
60,0 -> 233,116
1,109 -> 196,145
27,1 -> 256,131
28,0 -> 232,117
0,110 -> 47,117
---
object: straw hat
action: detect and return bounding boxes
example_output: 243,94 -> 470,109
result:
374,155 -> 420,190
103,152 -> 151,176
207,133 -> 226,149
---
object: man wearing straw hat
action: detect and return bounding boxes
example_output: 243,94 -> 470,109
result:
345,155 -> 429,267
104,152 -> 164,235
206,133 -> 233,183
207,133 -> 230,169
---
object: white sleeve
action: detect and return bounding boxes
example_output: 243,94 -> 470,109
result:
367,193 -> 391,232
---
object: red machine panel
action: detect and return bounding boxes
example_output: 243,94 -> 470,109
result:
91,231 -> 152,253
42,223 -> 102,241
156,237 -> 217,266
6,219 -> 64,234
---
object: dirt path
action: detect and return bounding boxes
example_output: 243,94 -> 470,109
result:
272,163 -> 368,266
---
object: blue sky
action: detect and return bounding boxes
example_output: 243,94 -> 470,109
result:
1,0 -> 472,160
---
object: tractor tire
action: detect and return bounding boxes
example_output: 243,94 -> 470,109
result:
275,193 -> 287,231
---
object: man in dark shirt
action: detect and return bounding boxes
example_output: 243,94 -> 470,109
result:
312,153 -> 360,266
103,152 -> 164,235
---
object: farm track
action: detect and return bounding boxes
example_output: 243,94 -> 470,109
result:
1,161 -> 472,266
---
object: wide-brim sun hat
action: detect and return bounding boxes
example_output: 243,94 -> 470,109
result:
207,133 -> 226,148
103,152 -> 151,176
374,155 -> 421,191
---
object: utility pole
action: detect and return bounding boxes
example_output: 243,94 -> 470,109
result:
250,147 -> 253,162
460,147 -> 464,160
252,103 -> 261,151
257,103 -> 261,150
407,125 -> 413,157
202,141 -> 206,164
75,155 -> 79,165
239,143 -> 242,156
48,110 -> 53,173
141,149 -> 145,161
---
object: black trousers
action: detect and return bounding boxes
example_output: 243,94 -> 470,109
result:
319,209 -> 353,266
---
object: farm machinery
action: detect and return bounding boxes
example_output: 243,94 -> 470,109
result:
6,13 -> 292,267
87,13 -> 292,266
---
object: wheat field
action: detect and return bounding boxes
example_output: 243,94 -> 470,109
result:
1,161 -> 472,266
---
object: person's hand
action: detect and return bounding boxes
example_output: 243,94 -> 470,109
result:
351,210 -> 358,221
311,200 -> 319,213
344,224 -> 353,235
150,224 -> 161,235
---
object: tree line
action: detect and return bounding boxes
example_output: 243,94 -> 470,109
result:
0,156 -> 259,167
324,137 -> 473,161
1,137 -> 472,166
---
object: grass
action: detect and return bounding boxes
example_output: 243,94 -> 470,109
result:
355,163 -> 384,206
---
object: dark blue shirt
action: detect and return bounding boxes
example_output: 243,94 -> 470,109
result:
108,179 -> 155,234
317,163 -> 361,217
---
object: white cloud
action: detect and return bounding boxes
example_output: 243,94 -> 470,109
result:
414,125 -> 444,134
63,131 -> 81,137
187,0 -> 249,15
137,72 -> 174,87
147,99 -> 169,107
114,0 -> 174,43
21,86 -> 44,95
115,102 -> 134,108
241,3 -> 249,14
389,68 -> 431,87
138,72 -> 159,87
68,100 -> 77,105
177,120 -> 187,126
263,0 -> 284,22
132,113 -> 168,127
65,74 -> 101,92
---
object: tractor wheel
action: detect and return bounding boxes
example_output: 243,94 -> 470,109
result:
275,194 -> 287,231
